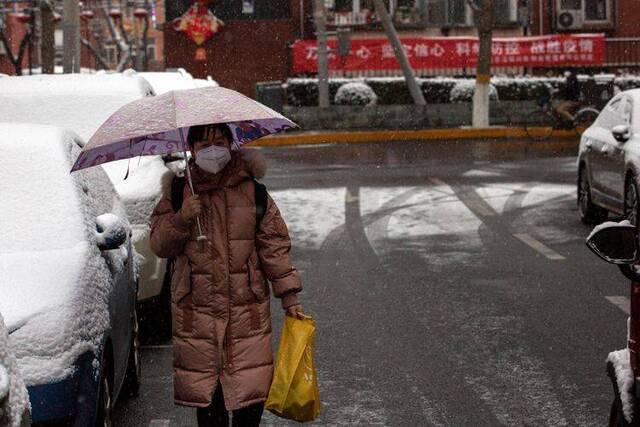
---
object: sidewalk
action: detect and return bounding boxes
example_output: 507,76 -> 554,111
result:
254,127 -> 579,147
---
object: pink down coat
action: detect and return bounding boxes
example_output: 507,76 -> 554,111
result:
149,150 -> 302,410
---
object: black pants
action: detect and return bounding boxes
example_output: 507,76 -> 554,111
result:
196,383 -> 264,427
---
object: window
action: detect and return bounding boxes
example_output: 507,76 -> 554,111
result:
494,0 -> 518,24
242,0 -> 254,14
146,44 -> 156,61
327,0 -> 422,26
560,0 -> 581,9
584,0 -> 608,21
555,0 -> 614,25
426,0 -> 469,26
105,44 -> 117,67
166,0 -> 290,22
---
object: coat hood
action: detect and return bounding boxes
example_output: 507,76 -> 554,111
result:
160,148 -> 267,197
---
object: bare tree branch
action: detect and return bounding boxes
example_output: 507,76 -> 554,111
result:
81,37 -> 110,69
465,0 -> 481,13
0,29 -> 16,66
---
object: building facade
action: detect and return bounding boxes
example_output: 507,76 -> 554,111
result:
164,0 -> 310,96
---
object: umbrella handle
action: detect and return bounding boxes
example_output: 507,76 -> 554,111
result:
179,128 -> 208,245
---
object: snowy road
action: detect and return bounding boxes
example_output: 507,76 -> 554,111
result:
113,138 -> 625,426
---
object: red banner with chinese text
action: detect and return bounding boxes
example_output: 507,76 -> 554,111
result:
291,34 -> 605,73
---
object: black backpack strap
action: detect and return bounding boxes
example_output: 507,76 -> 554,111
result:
171,176 -> 186,213
254,179 -> 268,230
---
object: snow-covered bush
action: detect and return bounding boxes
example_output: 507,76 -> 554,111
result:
449,80 -> 499,103
614,75 -> 640,92
281,73 -> 630,106
334,82 -> 378,106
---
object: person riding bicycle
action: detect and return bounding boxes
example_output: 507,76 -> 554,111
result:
556,69 -> 581,126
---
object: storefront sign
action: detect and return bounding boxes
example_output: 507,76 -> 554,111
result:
291,33 -> 605,72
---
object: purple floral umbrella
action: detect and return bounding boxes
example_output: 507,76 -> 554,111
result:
71,86 -> 297,242
71,86 -> 296,173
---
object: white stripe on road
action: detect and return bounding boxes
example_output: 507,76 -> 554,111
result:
149,420 -> 170,426
512,234 -> 566,260
606,296 -> 631,315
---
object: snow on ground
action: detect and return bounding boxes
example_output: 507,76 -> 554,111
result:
270,188 -> 346,249
360,187 -> 415,217
0,124 -> 115,385
521,184 -> 575,208
0,314 -> 30,427
608,349 -> 634,422
383,184 -> 484,266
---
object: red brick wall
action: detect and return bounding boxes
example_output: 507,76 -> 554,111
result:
165,0 -> 306,96
0,13 -> 30,75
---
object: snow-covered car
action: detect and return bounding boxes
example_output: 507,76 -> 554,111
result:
577,89 -> 640,225
139,68 -> 218,94
0,72 -> 175,338
0,124 -> 139,424
0,313 -> 30,427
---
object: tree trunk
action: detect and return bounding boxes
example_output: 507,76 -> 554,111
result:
313,0 -> 330,108
471,0 -> 494,128
40,2 -> 55,74
372,0 -> 425,106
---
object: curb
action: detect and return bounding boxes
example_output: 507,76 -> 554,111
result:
254,127 -> 579,147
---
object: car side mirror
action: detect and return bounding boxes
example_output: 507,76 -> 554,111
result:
96,214 -> 129,251
586,221 -> 638,264
612,124 -> 631,143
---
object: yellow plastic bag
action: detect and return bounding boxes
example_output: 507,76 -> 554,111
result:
266,315 -> 320,422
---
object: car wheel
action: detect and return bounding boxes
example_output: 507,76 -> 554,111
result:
626,178 -> 640,228
95,350 -> 113,427
121,308 -> 141,398
578,167 -> 608,224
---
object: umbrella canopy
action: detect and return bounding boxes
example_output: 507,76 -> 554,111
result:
71,86 -> 296,172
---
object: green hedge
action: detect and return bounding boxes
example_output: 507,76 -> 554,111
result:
282,75 -> 626,106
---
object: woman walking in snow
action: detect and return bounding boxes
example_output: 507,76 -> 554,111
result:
150,123 -> 304,426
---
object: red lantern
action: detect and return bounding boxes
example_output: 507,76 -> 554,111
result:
195,47 -> 207,61
108,8 -> 122,21
15,12 -> 32,24
81,10 -> 95,20
133,7 -> 148,19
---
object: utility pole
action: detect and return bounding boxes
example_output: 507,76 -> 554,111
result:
62,0 -> 80,73
40,0 -> 55,74
313,0 -> 330,108
372,0 -> 425,106
468,0 -> 494,128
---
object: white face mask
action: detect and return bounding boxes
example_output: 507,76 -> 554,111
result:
195,145 -> 231,174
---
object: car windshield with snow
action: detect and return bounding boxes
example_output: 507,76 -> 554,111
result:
0,123 -> 139,424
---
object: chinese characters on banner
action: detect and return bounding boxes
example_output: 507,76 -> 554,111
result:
291,34 -> 605,73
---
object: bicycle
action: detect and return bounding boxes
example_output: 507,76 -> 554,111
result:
524,95 -> 600,142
